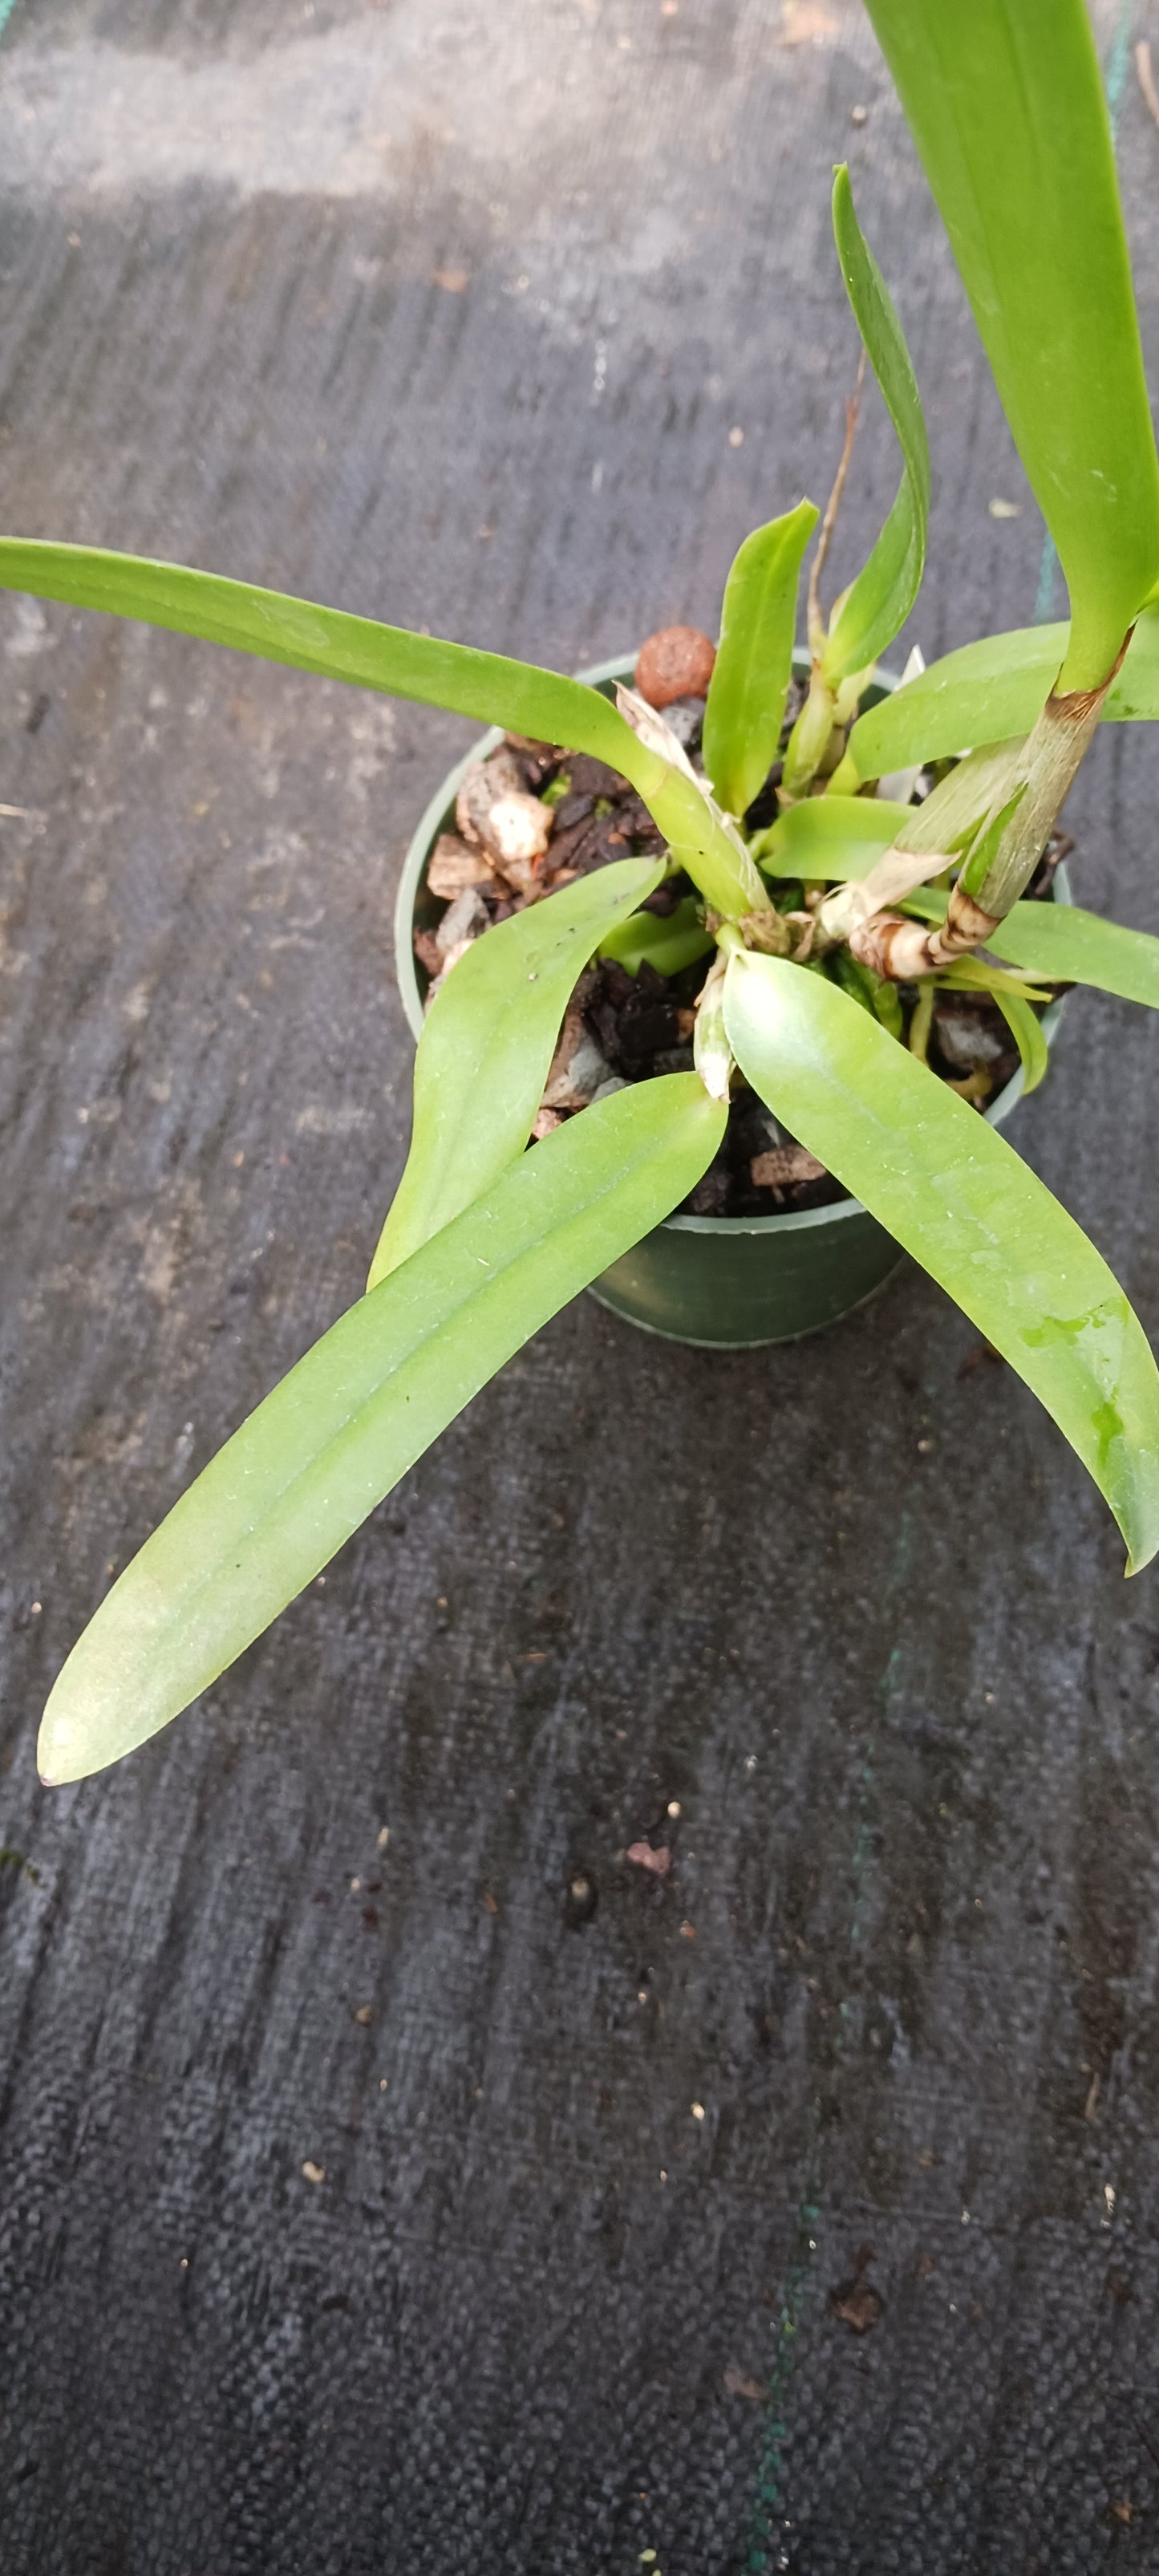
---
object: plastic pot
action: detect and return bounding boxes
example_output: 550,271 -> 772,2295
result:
393,654 -> 1068,1349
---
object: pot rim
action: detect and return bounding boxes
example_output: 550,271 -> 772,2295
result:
392,651 -> 1068,1241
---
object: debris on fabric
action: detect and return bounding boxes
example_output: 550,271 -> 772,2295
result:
626,1841 -> 671,1877
829,2244 -> 884,2333
723,2367 -> 765,2400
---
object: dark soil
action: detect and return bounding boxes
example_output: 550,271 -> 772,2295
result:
414,704 -> 1065,1220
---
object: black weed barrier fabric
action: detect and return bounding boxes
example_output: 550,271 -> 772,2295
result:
2,5 -> 1159,2570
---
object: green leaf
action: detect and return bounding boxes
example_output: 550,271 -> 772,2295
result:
821,167 -> 930,685
892,737 -> 1027,857
906,882 -> 1159,1012
723,951 -> 1159,1570
0,537 -> 760,917
832,946 -> 905,1039
988,903 -> 1159,1010
753,794 -> 912,880
598,892 -> 714,980
991,986 -> 1050,1095
898,884 -> 949,924
843,609 -> 1159,785
702,501 -> 818,817
871,975 -> 904,1041
844,627 -> 1066,782
864,0 -> 1159,690
934,955 -> 1054,1005
1103,603 -> 1159,720
957,781 -> 1028,899
38,1075 -> 726,1783
369,856 -> 663,1288
829,947 -> 881,1019
911,881 -> 1159,1009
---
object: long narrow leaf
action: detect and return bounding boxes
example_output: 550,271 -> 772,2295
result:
865,0 -> 1159,689
991,985 -> 1050,1094
0,538 -> 760,915
723,951 -> 1159,1570
841,609 -> 1159,785
38,1075 -> 727,1783
991,905 -> 1159,1008
843,626 -> 1066,781
904,885 -> 1159,1011
822,166 -> 930,684
369,856 -> 663,1286
933,955 -> 1054,1005
702,501 -> 818,817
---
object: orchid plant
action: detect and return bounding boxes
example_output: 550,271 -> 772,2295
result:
13,0 -> 1159,1788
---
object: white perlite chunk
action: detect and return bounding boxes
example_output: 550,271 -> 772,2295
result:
456,751 -> 553,888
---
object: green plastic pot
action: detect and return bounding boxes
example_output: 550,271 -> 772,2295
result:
394,654 -> 1068,1349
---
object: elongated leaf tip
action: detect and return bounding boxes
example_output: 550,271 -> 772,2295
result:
38,1693 -> 93,1787
32,1076 -> 727,1783
1125,1485 -> 1159,1576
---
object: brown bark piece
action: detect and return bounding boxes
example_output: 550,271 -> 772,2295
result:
427,833 -> 495,899
751,1146 -> 826,1188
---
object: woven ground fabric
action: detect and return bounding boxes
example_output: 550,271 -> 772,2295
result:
2,3 -> 1159,2570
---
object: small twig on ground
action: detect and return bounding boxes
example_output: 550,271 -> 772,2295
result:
807,347 -> 866,651
1136,39 -> 1159,133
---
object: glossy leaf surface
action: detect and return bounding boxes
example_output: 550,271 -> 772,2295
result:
905,885 -> 1159,1010
702,501 -> 818,817
932,955 -> 1053,1007
755,795 -> 912,879
991,986 -> 1049,1094
845,627 -> 1065,781
0,538 -> 759,915
822,168 -> 931,684
723,951 -> 1159,1570
598,893 -> 713,979
865,0 -> 1159,689
369,857 -> 663,1287
991,907 -> 1159,1008
38,1076 -> 727,1783
844,610 -> 1159,783
1103,606 -> 1159,719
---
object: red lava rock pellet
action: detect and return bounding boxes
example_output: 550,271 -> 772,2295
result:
634,624 -> 716,708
